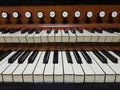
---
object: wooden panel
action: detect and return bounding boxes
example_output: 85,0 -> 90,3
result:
0,5 -> 120,24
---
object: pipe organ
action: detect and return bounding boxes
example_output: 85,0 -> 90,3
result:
0,0 -> 120,90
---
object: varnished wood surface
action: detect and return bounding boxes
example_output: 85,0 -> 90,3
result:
0,43 -> 119,51
0,23 -> 120,29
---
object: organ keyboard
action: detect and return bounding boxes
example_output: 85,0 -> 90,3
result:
0,0 -> 120,90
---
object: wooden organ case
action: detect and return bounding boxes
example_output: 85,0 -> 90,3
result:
0,0 -> 120,90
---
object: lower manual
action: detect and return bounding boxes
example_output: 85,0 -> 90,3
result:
0,50 -> 120,83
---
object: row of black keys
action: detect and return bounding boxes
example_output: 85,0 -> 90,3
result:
0,50 -> 119,64
1,28 -> 120,34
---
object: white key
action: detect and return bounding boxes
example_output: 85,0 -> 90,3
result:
44,51 -> 54,83
11,31 -> 21,43
23,51 -> 41,82
114,31 -> 120,42
55,30 -> 62,42
61,30 -> 69,42
70,51 -> 84,83
62,51 -> 74,83
3,33 -> 13,43
104,51 -> 120,82
86,51 -> 105,82
83,30 -> 91,42
19,31 -> 28,43
41,30 -> 48,43
2,51 -> 23,82
89,51 -> 116,82
0,32 -> 5,43
76,30 -> 84,42
33,51 -> 45,83
33,30 -> 44,43
26,32 -> 35,43
48,30 -> 54,42
68,30 -> 76,42
54,51 -> 63,82
78,51 -> 95,82
0,51 -> 16,82
13,52 -> 33,82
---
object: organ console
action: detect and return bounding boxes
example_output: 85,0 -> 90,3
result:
0,0 -> 120,90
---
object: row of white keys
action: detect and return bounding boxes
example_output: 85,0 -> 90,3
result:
99,51 -> 120,82
68,30 -> 76,42
13,51 -> 33,82
44,51 -> 54,82
33,51 -> 45,82
55,30 -> 62,42
86,51 -> 105,82
61,30 -> 69,42
77,51 -> 95,82
33,30 -> 44,43
70,51 -> 84,83
0,51 -> 16,82
108,51 -> 120,82
2,51 -> 24,82
22,51 -> 42,82
54,51 -> 63,82
62,51 -> 74,83
88,51 -> 116,82
102,30 -> 119,42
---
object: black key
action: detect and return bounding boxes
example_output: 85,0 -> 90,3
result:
94,28 -> 103,33
28,30 -> 35,34
0,50 -> 12,61
2,30 -> 9,34
47,29 -> 51,33
35,30 -> 42,34
81,50 -> 92,64
77,29 -> 83,33
104,29 -> 114,33
64,29 -> 69,33
71,30 -> 76,34
101,50 -> 118,63
73,50 -> 82,64
0,50 -> 4,55
21,30 -> 28,34
92,50 -> 107,63
8,51 -> 23,63
9,30 -> 18,34
18,51 -> 31,64
43,50 -> 50,64
28,51 -> 39,63
113,50 -> 120,57
66,50 -> 73,63
53,50 -> 58,64
54,30 -> 58,33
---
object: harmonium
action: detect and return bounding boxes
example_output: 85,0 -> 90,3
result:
0,0 -> 120,90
